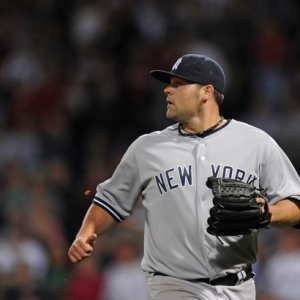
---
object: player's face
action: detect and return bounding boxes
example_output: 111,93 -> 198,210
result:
164,76 -> 202,123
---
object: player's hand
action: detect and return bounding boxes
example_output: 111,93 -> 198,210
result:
256,197 -> 267,214
68,233 -> 97,263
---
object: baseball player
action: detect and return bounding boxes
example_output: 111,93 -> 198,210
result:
68,54 -> 300,300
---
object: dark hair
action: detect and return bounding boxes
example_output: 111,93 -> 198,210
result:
214,90 -> 224,106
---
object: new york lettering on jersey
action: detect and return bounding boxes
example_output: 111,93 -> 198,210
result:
155,165 -> 193,194
154,163 -> 258,195
211,164 -> 258,185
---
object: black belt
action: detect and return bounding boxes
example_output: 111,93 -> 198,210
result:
153,266 -> 254,286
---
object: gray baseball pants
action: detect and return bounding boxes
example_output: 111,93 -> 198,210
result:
147,274 -> 255,300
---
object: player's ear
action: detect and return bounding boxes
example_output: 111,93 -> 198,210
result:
201,85 -> 214,102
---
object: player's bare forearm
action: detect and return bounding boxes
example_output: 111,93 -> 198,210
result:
269,199 -> 300,228
68,204 -> 116,263
78,203 -> 116,236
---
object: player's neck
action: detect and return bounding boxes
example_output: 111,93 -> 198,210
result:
181,115 -> 223,134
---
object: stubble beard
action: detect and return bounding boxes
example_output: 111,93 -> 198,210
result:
166,110 -> 184,124
166,107 -> 177,122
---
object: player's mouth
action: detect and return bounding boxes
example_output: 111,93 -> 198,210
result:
166,99 -> 173,105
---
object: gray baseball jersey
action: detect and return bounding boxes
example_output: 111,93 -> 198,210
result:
93,119 -> 300,281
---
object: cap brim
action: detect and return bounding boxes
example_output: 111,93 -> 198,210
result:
150,70 -> 196,84
150,70 -> 173,83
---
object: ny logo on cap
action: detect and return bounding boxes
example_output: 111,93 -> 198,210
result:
172,58 -> 182,71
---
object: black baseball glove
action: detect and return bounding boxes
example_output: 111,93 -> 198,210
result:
206,177 -> 272,236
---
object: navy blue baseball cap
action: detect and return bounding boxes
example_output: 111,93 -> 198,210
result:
150,54 -> 225,94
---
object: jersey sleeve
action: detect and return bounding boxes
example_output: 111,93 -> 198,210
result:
92,137 -> 143,222
261,138 -> 300,204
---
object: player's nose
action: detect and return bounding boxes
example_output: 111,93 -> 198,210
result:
164,85 -> 171,94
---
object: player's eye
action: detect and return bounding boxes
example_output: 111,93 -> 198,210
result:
172,81 -> 182,87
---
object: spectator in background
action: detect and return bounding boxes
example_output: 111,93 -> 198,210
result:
258,228 -> 300,300
0,165 -> 50,298
64,255 -> 105,300
102,235 -> 148,300
0,160 -> 71,299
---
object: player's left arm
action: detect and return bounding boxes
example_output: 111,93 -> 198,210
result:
259,139 -> 300,228
256,197 -> 300,228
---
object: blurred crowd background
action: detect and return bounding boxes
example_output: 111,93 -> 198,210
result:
0,0 -> 300,299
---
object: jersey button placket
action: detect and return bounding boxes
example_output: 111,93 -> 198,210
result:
199,143 -> 207,202
199,143 -> 209,242
196,140 -> 211,271
200,143 -> 206,161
